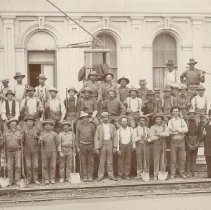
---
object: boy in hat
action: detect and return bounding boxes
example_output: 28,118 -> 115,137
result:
164,60 -> 178,87
117,116 -> 134,179
138,79 -> 149,103
22,115 -> 41,184
64,87 -> 78,117
180,59 -> 205,98
77,87 -> 99,126
65,112 -> 77,134
39,119 -> 58,184
58,121 -> 76,183
46,88 -> 65,133
186,110 -> 202,178
133,115 -> 151,179
117,76 -> 130,103
76,112 -> 95,182
4,118 -> 22,185
202,109 -> 211,178
1,90 -> 20,121
13,72 -> 27,104
95,112 -> 118,181
124,87 -> 143,128
150,113 -> 169,180
168,106 -> 188,179
103,89 -> 126,128
191,85 -> 207,124
20,86 -> 43,128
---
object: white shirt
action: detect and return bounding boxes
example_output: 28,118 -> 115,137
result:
125,97 -> 142,114
20,97 -> 42,115
133,125 -> 150,143
49,98 -> 65,120
103,123 -> 110,140
34,85 -> 49,101
164,70 -> 177,87
1,100 -> 20,120
117,126 -> 133,150
13,84 -> 25,103
191,95 -> 207,110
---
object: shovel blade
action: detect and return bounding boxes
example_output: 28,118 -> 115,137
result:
141,172 -> 150,182
158,171 -> 168,181
70,173 -> 81,184
19,179 -> 27,189
0,178 -> 10,188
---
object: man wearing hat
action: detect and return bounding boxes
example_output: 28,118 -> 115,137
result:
84,71 -> 101,101
164,60 -> 178,87
58,121 -> 76,183
45,88 -> 66,133
0,78 -> 11,100
77,87 -> 99,126
39,119 -> 58,184
133,115 -> 151,179
185,110 -> 202,178
124,87 -> 143,128
20,86 -> 43,127
150,113 -> 169,180
22,115 -> 41,184
76,112 -> 95,182
138,79 -> 149,104
191,85 -> 207,124
180,59 -> 205,98
34,74 -> 50,105
117,76 -> 130,103
4,118 -> 22,185
94,112 -> 118,181
1,90 -> 20,121
142,90 -> 158,126
64,87 -> 78,117
13,72 -> 27,104
103,89 -> 126,128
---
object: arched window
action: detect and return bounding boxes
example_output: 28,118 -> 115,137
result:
93,33 -> 118,79
153,33 -> 177,88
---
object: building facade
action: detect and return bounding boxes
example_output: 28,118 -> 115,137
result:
0,0 -> 211,101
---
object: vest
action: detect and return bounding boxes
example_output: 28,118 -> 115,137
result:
5,100 -> 16,118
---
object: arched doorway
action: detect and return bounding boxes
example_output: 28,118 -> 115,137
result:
27,31 -> 57,87
93,33 -> 118,79
153,33 -> 177,88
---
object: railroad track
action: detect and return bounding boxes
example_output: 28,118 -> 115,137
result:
0,179 -> 211,204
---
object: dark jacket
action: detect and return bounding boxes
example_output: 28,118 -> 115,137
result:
204,122 -> 211,156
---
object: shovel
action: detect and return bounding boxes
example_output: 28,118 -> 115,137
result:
0,144 -> 10,188
20,140 -> 27,189
70,152 -> 80,184
158,139 -> 168,181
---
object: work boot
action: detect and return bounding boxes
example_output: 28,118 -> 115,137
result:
83,177 -> 88,182
153,176 -> 158,181
60,178 -> 64,183
187,173 -> 192,178
108,176 -> 117,181
170,175 -> 175,179
44,180 -> 49,184
180,174 -> 187,179
97,177 -> 104,182
34,180 -> 40,185
50,180 -> 56,184
88,177 -> 93,182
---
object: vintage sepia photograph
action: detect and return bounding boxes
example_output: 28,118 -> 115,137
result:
0,0 -> 211,209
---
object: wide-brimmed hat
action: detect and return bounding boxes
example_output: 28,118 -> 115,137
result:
37,74 -> 47,80
61,121 -> 72,127
146,90 -> 154,96
154,87 -> 161,93
117,76 -> 130,85
137,115 -> 149,121
170,84 -> 179,90
153,113 -> 165,121
88,71 -> 98,79
42,119 -> 55,126
7,118 -> 19,127
79,112 -> 90,119
108,89 -> 116,95
13,72 -> 25,80
119,115 -> 129,122
48,87 -> 58,93
101,112 -> 110,118
129,87 -> 138,94
166,60 -> 174,66
197,85 -> 206,90
1,77 -> 9,83
5,90 -> 15,97
179,85 -> 187,91
187,58 -> 197,65
188,110 -> 196,115
26,86 -> 35,92
24,115 -> 35,121
163,87 -> 172,92
68,87 -> 78,94
104,72 -> 114,79
81,87 -> 93,93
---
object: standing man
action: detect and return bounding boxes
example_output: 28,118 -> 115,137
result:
117,116 -> 134,179
13,72 -> 27,104
76,112 -> 95,182
164,60 -> 178,87
117,76 -> 130,103
46,88 -> 65,133
0,78 -> 11,99
180,59 -> 205,98
133,115 -> 151,180
168,106 -> 188,179
138,79 -> 149,104
191,85 -> 207,124
94,112 -> 118,181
